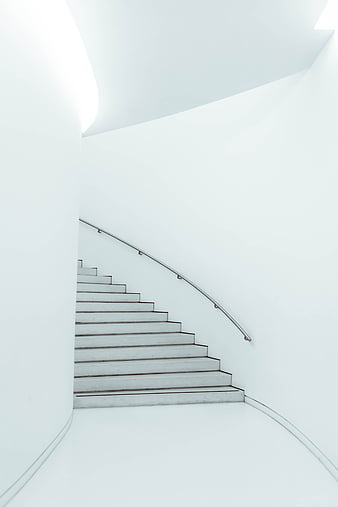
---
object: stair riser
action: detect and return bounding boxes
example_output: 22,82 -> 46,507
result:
76,302 -> 154,312
74,371 -> 232,392
77,275 -> 112,284
76,322 -> 181,335
78,267 -> 97,276
74,357 -> 219,376
74,390 -> 244,408
77,283 -> 126,293
75,345 -> 206,361
76,293 -> 140,302
76,312 -> 168,323
75,333 -> 195,348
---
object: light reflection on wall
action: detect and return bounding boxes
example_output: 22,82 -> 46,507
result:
315,0 -> 338,30
6,0 -> 98,133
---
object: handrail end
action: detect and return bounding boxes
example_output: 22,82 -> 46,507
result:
244,335 -> 252,342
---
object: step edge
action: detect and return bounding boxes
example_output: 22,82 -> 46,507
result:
74,344 -> 206,350
75,388 -> 241,398
75,320 -> 182,325
74,384 -> 235,394
74,356 -> 218,364
75,331 -> 194,337
74,369 -> 230,378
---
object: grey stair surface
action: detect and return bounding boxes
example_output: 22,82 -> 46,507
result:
73,260 -> 244,408
74,387 -> 244,408
77,283 -> 126,293
75,321 -> 182,335
76,302 -> 154,312
74,357 -> 220,376
77,274 -> 112,284
75,344 -> 208,361
76,311 -> 168,323
77,292 -> 140,302
78,266 -> 97,276
75,332 -> 196,348
74,370 -> 232,392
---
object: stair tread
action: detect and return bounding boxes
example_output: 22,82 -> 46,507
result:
75,356 -> 216,364
75,385 -> 241,396
77,294 -> 141,303
75,369 -> 229,379
76,320 -> 181,324
74,369 -> 232,393
76,310 -> 164,314
75,343 -> 205,350
75,322 -> 182,335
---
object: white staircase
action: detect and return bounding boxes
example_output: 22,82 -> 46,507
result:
74,259 -> 244,408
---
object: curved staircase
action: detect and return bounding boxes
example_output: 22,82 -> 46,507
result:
74,259 -> 244,408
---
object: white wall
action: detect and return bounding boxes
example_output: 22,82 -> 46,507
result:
79,34 -> 338,467
0,3 -> 81,497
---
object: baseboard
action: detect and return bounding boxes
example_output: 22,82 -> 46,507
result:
0,412 -> 73,506
245,395 -> 338,482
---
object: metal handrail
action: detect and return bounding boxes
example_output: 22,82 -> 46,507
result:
79,218 -> 252,342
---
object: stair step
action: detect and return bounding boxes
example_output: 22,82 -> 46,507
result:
74,386 -> 244,408
74,357 -> 219,376
78,266 -> 97,276
76,302 -> 154,312
77,283 -> 126,293
75,321 -> 181,335
77,275 -> 112,284
76,292 -> 140,302
75,344 -> 207,361
76,311 -> 168,323
74,370 -> 232,392
75,332 -> 195,348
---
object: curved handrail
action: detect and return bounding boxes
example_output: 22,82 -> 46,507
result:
79,218 -> 252,342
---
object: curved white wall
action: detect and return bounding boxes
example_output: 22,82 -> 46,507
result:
79,33 -> 338,469
0,2 -> 82,499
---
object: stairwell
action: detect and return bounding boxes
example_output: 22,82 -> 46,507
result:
74,259 -> 244,408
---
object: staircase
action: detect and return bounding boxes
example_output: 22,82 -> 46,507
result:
74,259 -> 244,408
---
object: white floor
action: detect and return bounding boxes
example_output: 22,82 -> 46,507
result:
10,403 -> 338,507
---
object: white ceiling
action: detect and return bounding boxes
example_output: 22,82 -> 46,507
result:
67,0 -> 331,136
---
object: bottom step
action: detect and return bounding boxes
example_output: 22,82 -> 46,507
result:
74,386 -> 244,408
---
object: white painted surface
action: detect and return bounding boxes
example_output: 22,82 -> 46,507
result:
0,414 -> 73,507
315,0 -> 338,29
67,0 -> 330,134
79,34 -> 338,467
0,2 -> 81,499
9,404 -> 338,506
246,396 -> 338,481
